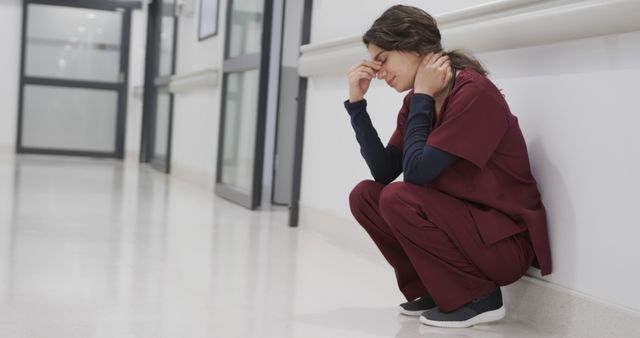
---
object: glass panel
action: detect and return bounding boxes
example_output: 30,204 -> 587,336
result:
228,0 -> 264,58
220,70 -> 260,193
158,0 -> 176,76
153,91 -> 171,161
25,4 -> 122,82
21,85 -> 118,152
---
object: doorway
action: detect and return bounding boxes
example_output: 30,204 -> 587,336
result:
16,0 -> 139,158
140,0 -> 178,173
214,0 -> 274,209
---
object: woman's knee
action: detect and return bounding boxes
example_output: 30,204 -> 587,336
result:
378,182 -> 413,215
379,183 -> 444,230
349,180 -> 384,212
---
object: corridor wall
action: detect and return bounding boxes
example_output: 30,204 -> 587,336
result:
298,0 -> 640,315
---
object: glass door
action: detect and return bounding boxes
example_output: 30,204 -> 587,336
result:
140,0 -> 177,173
16,0 -> 136,158
215,0 -> 273,209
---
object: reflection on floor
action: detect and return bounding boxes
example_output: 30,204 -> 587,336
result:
0,155 -> 545,338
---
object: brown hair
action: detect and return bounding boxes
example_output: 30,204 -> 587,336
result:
362,5 -> 488,76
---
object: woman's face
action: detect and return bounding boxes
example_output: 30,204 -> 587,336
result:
367,43 -> 422,92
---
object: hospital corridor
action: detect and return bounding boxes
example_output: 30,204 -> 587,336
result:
0,0 -> 639,337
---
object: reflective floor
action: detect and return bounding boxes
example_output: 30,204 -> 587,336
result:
0,154 -> 546,338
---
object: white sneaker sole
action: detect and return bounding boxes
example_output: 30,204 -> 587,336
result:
398,306 -> 429,317
419,305 -> 506,328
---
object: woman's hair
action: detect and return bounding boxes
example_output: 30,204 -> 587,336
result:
362,5 -> 488,76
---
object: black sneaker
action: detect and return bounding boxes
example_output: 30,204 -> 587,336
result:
420,287 -> 505,328
398,295 -> 437,316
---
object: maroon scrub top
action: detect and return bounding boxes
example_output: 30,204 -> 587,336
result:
388,69 -> 552,276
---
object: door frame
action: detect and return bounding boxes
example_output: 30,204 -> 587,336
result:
140,0 -> 178,173
15,0 -> 141,159
288,0 -> 313,227
214,0 -> 274,209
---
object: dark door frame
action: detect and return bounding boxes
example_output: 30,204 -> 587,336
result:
16,0 -> 141,159
140,0 -> 179,173
288,0 -> 313,227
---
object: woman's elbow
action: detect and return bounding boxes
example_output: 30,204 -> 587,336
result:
402,172 -> 426,185
402,169 -> 435,185
372,173 -> 394,185
369,168 -> 392,185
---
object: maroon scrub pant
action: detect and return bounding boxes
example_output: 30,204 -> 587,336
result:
349,180 -> 534,312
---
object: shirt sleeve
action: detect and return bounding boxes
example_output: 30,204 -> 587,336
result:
402,94 -> 457,185
387,92 -> 411,149
427,83 -> 509,169
344,99 -> 403,184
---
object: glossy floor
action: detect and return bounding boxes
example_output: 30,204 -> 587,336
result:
0,155 -> 545,338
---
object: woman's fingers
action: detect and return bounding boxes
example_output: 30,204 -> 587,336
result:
421,52 -> 449,69
350,59 -> 381,73
356,70 -> 373,79
347,60 -> 380,101
348,59 -> 379,82
437,60 -> 450,72
357,65 -> 376,78
349,70 -> 373,82
349,63 -> 378,78
349,70 -> 373,85
438,61 -> 452,85
433,53 -> 450,68
421,52 -> 436,66
443,63 -> 453,83
413,52 -> 453,96
361,59 -> 382,70
349,60 -> 381,72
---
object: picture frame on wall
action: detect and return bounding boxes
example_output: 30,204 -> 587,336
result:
198,0 -> 219,40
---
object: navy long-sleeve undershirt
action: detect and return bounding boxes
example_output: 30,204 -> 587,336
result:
345,94 -> 457,185
344,99 -> 403,184
402,94 -> 458,184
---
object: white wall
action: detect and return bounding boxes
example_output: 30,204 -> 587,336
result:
0,0 -> 22,148
479,32 -> 640,313
169,0 -> 226,190
310,0 -> 487,42
300,0 -> 640,313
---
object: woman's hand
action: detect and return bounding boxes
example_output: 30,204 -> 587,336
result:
347,60 -> 382,102
413,52 -> 452,97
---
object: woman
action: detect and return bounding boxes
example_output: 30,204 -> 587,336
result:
346,5 -> 552,328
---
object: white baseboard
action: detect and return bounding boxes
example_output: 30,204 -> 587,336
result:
0,144 -> 15,160
298,205 -> 640,337
504,276 -> 640,337
171,162 -> 215,191
298,203 -> 384,264
0,144 -> 14,152
124,151 -> 139,163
